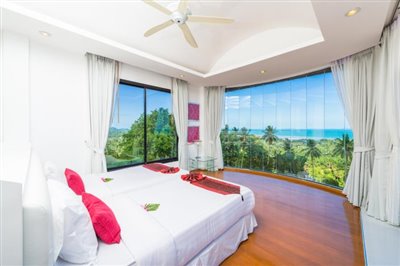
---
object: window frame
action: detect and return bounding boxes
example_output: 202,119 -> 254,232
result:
226,68 -> 331,92
107,79 -> 178,171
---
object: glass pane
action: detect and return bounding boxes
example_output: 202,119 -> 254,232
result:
223,91 -> 240,167
290,77 -> 307,177
306,74 -> 325,139
263,84 -> 277,172
250,85 -> 264,170
146,89 -> 177,162
105,84 -> 144,168
238,88 -> 251,169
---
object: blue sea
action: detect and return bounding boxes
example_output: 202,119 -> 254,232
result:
241,129 -> 353,140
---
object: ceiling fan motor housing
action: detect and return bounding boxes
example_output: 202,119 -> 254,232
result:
171,11 -> 188,24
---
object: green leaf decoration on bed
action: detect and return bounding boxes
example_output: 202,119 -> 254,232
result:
144,203 -> 160,212
101,177 -> 113,182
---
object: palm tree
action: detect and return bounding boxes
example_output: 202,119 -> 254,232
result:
303,139 -> 321,177
262,125 -> 278,145
262,125 -> 278,171
333,134 -> 354,173
239,127 -> 250,142
283,138 -> 294,173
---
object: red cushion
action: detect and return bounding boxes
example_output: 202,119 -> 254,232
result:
65,168 -> 85,195
81,192 -> 121,244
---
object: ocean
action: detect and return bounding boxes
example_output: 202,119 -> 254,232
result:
240,129 -> 353,140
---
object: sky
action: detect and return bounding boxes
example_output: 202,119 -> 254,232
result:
111,84 -> 171,129
112,72 -> 350,131
225,72 -> 351,130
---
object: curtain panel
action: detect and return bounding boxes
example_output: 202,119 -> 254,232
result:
172,78 -> 189,170
366,42 -> 392,221
331,52 -> 375,208
204,86 -> 225,170
383,19 -> 400,225
332,19 -> 400,226
86,53 -> 120,174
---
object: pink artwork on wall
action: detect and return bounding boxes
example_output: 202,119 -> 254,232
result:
187,126 -> 200,142
188,103 -> 200,121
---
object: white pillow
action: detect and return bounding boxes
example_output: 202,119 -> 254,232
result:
44,161 -> 67,184
47,180 -> 98,264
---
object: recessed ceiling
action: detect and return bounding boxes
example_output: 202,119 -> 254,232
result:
1,0 -> 396,87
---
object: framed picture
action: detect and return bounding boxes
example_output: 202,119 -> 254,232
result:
188,103 -> 200,121
187,126 -> 200,142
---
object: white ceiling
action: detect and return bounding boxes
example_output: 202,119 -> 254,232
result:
1,0 -> 397,87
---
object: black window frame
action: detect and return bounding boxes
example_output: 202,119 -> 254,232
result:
226,67 -> 332,92
107,79 -> 178,171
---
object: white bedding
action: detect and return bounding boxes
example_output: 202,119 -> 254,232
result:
82,166 -> 183,197
79,165 -> 256,266
55,240 -> 135,266
122,178 -> 255,265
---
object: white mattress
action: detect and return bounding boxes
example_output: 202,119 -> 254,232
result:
80,166 -> 256,265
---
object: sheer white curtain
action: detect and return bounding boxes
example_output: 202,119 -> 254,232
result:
204,86 -> 225,170
367,44 -> 392,221
86,53 -> 120,174
331,52 -> 375,207
172,78 -> 189,169
384,19 -> 400,225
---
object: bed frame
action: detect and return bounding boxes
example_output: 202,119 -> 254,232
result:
0,146 -> 53,265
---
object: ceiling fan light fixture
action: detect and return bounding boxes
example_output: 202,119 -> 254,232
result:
345,7 -> 361,17
172,11 -> 188,24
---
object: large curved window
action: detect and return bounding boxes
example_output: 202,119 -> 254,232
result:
222,70 -> 352,188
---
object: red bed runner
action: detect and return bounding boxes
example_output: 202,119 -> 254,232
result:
143,163 -> 179,174
181,173 -> 240,195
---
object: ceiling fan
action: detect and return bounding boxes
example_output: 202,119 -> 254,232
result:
143,0 -> 234,48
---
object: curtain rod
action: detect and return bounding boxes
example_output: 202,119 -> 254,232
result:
379,0 -> 400,42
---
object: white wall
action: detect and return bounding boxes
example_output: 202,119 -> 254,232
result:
2,30 -> 186,174
120,63 -> 171,88
1,31 -> 30,144
187,84 -> 206,158
29,41 -> 88,173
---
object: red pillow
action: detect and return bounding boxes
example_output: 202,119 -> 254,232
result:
65,168 -> 85,195
81,192 -> 121,244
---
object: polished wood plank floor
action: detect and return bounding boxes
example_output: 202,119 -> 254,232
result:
206,170 -> 365,266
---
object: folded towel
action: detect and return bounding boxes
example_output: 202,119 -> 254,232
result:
143,163 -> 170,172
181,173 -> 240,195
160,167 -> 180,174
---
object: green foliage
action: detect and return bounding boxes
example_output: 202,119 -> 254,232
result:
221,125 -> 352,188
105,108 -> 177,168
143,203 -> 160,212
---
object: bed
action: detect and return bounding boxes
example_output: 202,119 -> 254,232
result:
21,156 -> 257,265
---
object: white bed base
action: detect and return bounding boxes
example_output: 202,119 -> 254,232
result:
187,212 -> 257,266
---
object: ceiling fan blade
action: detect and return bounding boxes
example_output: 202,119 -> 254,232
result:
143,0 -> 172,15
179,23 -> 198,48
144,20 -> 174,37
187,15 -> 234,24
178,0 -> 188,12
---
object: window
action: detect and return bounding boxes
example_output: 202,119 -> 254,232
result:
222,69 -> 353,188
105,80 -> 177,169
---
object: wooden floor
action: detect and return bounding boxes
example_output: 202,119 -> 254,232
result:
205,170 -> 365,266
